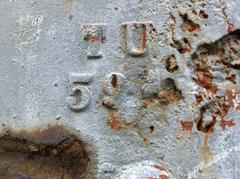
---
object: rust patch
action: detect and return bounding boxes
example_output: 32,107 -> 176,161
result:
150,164 -> 171,179
157,78 -> 183,105
169,14 -> 192,54
220,119 -> 236,130
191,29 -> 240,94
122,24 -> 129,57
84,35 -> 105,44
201,141 -> 214,174
180,13 -> 201,34
108,111 -> 125,131
171,38 -> 192,54
197,107 -> 217,135
111,74 -> 118,89
0,125 -> 90,179
194,68 -> 218,94
81,26 -> 106,44
226,74 -> 236,84
152,164 -> 168,172
225,88 -> 240,110
180,121 -> 193,133
148,176 -> 169,179
141,24 -> 147,53
197,115 -> 216,135
199,10 -> 208,19
157,155 -> 165,163
111,74 -> 121,93
164,55 -> 179,73
218,0 -> 233,33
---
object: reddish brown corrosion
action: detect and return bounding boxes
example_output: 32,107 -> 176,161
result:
149,164 -> 170,179
108,111 -> 125,131
197,107 -> 217,135
171,38 -> 192,54
180,121 -> 194,133
82,26 -> 105,44
152,164 -> 168,172
220,119 -> 236,130
141,24 -> 147,52
218,0 -> 233,33
111,74 -> 118,89
0,125 -> 90,179
157,78 -> 183,105
199,10 -> 208,19
170,14 -> 192,54
191,29 -> 240,94
180,13 -> 201,34
226,74 -> 236,84
194,68 -> 218,94
164,55 -> 179,73
86,34 -> 105,44
148,176 -> 169,179
195,94 -> 204,103
225,89 -> 240,110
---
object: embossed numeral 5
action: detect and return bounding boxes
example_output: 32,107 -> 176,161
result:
66,73 -> 93,112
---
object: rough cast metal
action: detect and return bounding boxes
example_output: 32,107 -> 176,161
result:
0,0 -> 240,178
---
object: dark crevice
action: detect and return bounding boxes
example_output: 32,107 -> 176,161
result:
0,125 -> 90,179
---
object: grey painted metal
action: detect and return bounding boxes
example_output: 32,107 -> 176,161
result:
0,0 -> 240,178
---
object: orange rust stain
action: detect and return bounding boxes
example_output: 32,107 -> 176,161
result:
152,164 -> 168,173
160,175 -> 170,179
157,78 -> 184,105
220,119 -> 236,130
201,136 -> 214,175
226,74 -> 236,84
197,117 -> 216,135
157,155 -> 165,163
111,74 -> 118,89
195,94 -> 204,103
142,99 -> 153,108
218,0 -> 233,33
141,24 -> 147,52
180,121 -> 193,133
225,88 -> 240,110
195,69 -> 218,94
226,18 -> 233,33
199,10 -> 208,19
88,35 -> 105,44
0,125 -> 90,179
148,176 -> 169,179
111,74 -> 121,93
164,55 -> 179,73
149,164 -> 170,179
108,111 -> 125,131
171,38 -> 192,54
123,24 -> 129,57
197,108 -> 217,135
180,13 -> 201,34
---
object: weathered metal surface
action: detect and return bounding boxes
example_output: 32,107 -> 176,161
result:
0,0 -> 240,178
